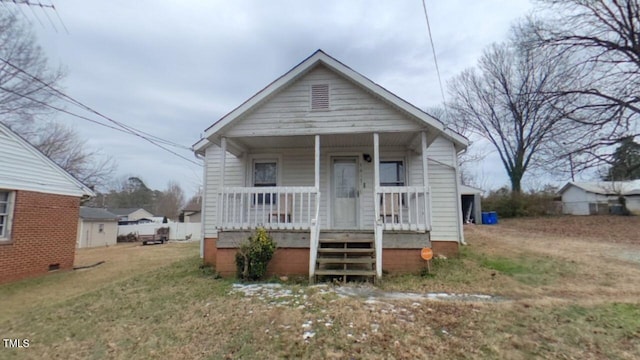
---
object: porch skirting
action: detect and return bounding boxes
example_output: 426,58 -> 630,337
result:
204,236 -> 459,278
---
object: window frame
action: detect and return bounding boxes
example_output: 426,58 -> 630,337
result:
379,160 -> 406,187
252,159 -> 279,205
379,159 -> 407,207
0,190 -> 15,243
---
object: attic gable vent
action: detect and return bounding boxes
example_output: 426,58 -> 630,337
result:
311,84 -> 329,111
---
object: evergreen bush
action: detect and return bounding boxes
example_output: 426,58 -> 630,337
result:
235,228 -> 276,280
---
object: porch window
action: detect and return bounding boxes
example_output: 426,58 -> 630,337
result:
0,190 -> 15,241
380,161 -> 405,187
253,161 -> 277,205
380,161 -> 405,207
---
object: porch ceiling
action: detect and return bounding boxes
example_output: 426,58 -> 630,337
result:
230,132 -> 420,152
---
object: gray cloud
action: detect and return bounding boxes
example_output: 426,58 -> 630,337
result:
26,0 -> 534,195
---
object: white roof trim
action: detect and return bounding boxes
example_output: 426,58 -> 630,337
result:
0,122 -> 95,198
559,180 -> 640,196
194,50 -> 468,154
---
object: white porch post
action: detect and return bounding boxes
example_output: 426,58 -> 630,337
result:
219,137 -> 227,228
373,133 -> 380,217
309,135 -> 321,283
421,131 -> 431,231
314,135 -> 320,190
373,133 -> 382,279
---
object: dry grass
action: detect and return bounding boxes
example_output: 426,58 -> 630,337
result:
1,216 -> 639,359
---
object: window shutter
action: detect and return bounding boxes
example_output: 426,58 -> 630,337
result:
311,84 -> 329,110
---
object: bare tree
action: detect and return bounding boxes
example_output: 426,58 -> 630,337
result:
447,38 -> 581,193
154,181 -> 185,220
0,12 -> 63,129
531,0 -> 640,167
426,105 -> 485,187
30,121 -> 116,189
0,12 -> 115,189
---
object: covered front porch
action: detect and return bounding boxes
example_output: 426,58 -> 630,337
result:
213,131 -> 433,281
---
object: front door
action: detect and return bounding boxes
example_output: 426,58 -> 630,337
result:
332,157 -> 358,229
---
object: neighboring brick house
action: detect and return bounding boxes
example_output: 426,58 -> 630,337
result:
0,122 -> 94,284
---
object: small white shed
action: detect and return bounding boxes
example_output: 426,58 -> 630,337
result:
78,207 -> 119,248
559,180 -> 640,215
460,185 -> 483,224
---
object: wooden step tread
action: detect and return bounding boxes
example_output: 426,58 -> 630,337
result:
319,238 -> 374,244
315,269 -> 376,276
317,257 -> 375,264
317,248 -> 374,254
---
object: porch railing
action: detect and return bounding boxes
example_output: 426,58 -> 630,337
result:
219,186 -> 318,230
376,186 -> 431,232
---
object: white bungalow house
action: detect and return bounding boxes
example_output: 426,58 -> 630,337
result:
194,50 -> 468,282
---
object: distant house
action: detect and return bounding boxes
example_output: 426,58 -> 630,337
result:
0,122 -> 94,284
559,180 -> 640,215
78,207 -> 118,248
107,208 -> 154,225
180,202 -> 202,223
193,50 -> 468,281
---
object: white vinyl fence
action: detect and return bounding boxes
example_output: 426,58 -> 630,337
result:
118,222 -> 201,241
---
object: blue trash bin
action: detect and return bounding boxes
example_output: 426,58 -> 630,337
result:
482,211 -> 498,225
488,211 -> 498,224
481,212 -> 490,224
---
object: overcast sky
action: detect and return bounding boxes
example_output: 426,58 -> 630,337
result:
18,0 -> 542,197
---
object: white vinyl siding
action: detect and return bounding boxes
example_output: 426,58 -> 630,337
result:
0,125 -> 92,197
203,145 -> 245,237
426,136 -> 460,241
224,65 -> 424,137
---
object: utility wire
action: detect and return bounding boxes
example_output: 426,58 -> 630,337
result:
0,84 -> 202,167
421,0 -> 449,120
0,56 -> 192,151
0,60 -> 201,166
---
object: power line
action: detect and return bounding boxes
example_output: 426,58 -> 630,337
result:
421,0 -> 448,112
0,56 -> 193,151
1,0 -> 68,33
0,59 -> 202,167
0,83 -> 202,167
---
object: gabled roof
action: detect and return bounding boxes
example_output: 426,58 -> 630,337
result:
193,49 -> 468,154
79,207 -> 118,221
0,121 -> 95,198
559,180 -> 640,196
106,208 -> 152,216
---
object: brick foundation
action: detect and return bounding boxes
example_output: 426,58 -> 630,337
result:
431,241 -> 460,258
0,191 -> 80,284
205,236 -> 460,278
382,249 -> 427,273
215,248 -> 309,277
203,237 -> 217,266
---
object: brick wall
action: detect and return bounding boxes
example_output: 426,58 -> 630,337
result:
203,237 -> 217,266
215,248 -> 309,277
0,190 -> 80,284
431,241 -> 459,258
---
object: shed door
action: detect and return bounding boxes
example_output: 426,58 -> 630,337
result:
332,157 -> 359,229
